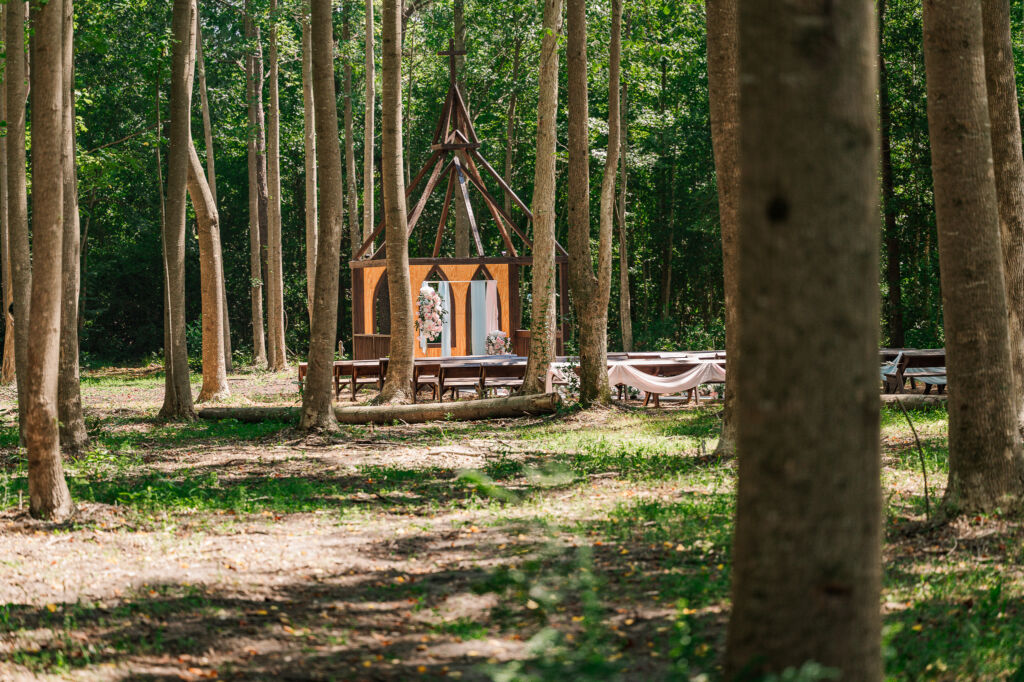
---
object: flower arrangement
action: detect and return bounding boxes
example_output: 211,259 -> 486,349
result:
485,330 -> 509,355
416,285 -> 447,342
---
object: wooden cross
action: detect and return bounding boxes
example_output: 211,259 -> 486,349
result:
438,38 -> 466,88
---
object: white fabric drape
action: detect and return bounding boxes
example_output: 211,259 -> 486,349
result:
485,281 -> 498,335
440,281 -> 451,358
545,360 -> 727,395
470,281 -> 487,355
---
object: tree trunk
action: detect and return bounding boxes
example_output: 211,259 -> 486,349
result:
25,0 -> 73,521
706,0 -> 739,457
302,8 -> 318,326
344,1 -> 360,258
244,3 -> 268,367
566,0 -> 613,405
982,0 -> 1024,435
878,0 -> 903,349
377,0 -> 414,404
923,0 -> 1024,512
658,59 -> 673,320
0,4 -> 13,386
617,71 -> 633,353
203,393 -> 560,425
196,11 -> 232,373
520,0 -> 563,395
265,0 -> 286,371
724,0 -> 882,676
453,0 -> 471,257
300,0 -> 345,430
57,0 -> 88,454
187,142 -> 229,402
159,0 -> 197,420
7,0 -> 30,440
363,0 -> 376,247
503,37 -> 523,221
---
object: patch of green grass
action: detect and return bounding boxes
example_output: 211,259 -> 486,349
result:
432,617 -> 488,640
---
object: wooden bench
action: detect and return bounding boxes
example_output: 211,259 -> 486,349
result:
481,361 -> 526,396
439,363 -> 484,401
298,361 -> 355,398
883,351 -> 946,394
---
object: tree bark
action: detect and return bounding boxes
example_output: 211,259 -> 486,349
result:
302,8 -> 318,326
878,0 -> 903,349
25,0 -> 73,521
923,0 -> 1024,512
724,0 -> 882,676
7,0 -> 30,439
265,0 -> 286,371
187,142 -> 229,402
344,2 -> 360,258
617,73 -> 633,353
566,0 -> 613,405
982,0 -> 1024,435
707,0 -> 739,457
244,3 -> 268,367
58,0 -> 88,454
503,38 -> 522,221
376,0 -> 415,404
196,11 -> 232,373
520,0 -> 563,396
363,0 -> 376,247
300,0 -> 345,430
453,0 -> 471,257
0,4 -> 13,386
159,0 -> 197,420
203,393 -> 560,425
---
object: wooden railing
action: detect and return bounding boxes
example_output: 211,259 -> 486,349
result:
354,334 -> 391,360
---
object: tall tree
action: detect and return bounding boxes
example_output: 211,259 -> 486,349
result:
724,0 -> 882,675
503,37 -> 523,220
266,0 -> 286,371
188,142 -> 229,402
244,1 -> 268,367
376,0 -> 414,404
452,0 -> 471,257
343,0 -> 360,258
520,0 -> 563,395
0,4 -> 13,386
923,0 -> 1024,511
982,0 -> 1024,434
566,0 -> 613,405
878,0 -> 903,349
617,75 -> 633,353
706,0 -> 739,456
58,0 -> 88,453
363,0 -> 375,246
25,0 -> 73,520
300,0 -> 345,430
7,0 -> 30,438
301,7 -> 318,324
159,0 -> 197,420
196,11 -> 232,373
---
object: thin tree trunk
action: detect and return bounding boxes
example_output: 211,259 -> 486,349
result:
159,0 -> 197,420
363,0 -> 375,247
503,38 -> 522,220
7,0 -> 30,440
187,142 -> 229,402
520,0 -> 563,395
244,3 -> 267,366
25,0 -> 73,521
923,0 -> 1024,512
302,8 -> 318,325
344,1 -> 360,258
878,0 -> 903,349
0,4 -> 13,386
58,0 -> 88,454
453,0 -> 470,257
376,0 -> 414,404
707,0 -> 739,457
300,0 -> 345,430
617,75 -> 633,352
266,0 -> 286,371
982,0 -> 1024,434
566,0 -> 613,405
196,11 -> 232,372
658,59 -> 672,319
724,0 -> 882,675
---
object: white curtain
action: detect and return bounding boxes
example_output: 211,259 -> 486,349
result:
439,281 -> 451,358
471,281 -> 487,355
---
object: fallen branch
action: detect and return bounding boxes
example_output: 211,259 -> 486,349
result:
197,393 -> 561,425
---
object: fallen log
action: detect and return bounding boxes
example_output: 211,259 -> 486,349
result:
880,393 -> 946,406
197,392 -> 561,425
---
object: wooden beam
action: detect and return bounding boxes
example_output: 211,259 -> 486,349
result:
462,154 -> 518,256
432,88 -> 454,144
469,149 -> 533,219
451,85 -> 480,144
433,167 -> 457,258
452,156 -> 484,256
406,157 -> 454,235
430,142 -> 481,151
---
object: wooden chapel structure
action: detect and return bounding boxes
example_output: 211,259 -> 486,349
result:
350,40 -> 569,360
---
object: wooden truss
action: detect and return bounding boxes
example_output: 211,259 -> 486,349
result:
353,39 -> 567,262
